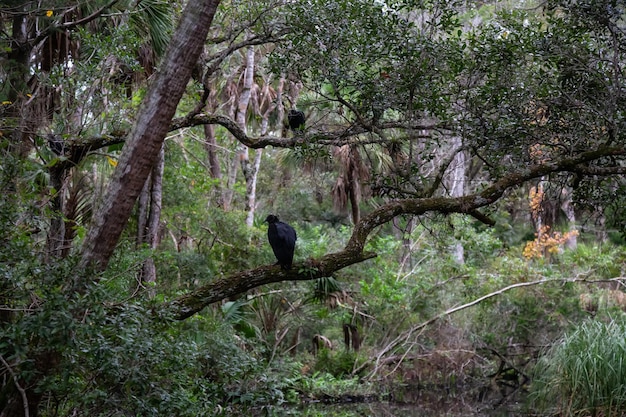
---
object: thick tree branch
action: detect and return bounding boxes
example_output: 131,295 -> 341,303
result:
47,132 -> 126,171
46,114 -> 441,167
346,146 -> 626,254
169,145 -> 625,320
571,165 -> 626,176
169,113 -> 439,148
170,250 -> 377,320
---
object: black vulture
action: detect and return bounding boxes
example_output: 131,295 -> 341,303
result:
265,214 -> 297,270
288,109 -> 306,131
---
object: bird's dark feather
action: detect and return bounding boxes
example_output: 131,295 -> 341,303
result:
288,110 -> 306,131
265,215 -> 297,270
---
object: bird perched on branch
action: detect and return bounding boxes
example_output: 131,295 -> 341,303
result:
265,214 -> 297,270
288,109 -> 306,131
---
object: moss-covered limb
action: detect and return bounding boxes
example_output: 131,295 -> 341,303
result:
169,114 -> 439,148
171,145 -> 626,321
170,250 -> 377,320
346,145 -> 626,253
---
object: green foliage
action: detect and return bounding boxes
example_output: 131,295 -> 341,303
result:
272,0 -> 462,121
0,250 -> 300,416
313,350 -> 362,378
529,317 -> 626,416
295,371 -> 375,401
562,244 -> 626,279
4,0 -> 626,413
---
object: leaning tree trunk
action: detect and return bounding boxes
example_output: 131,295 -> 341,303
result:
0,4 -> 222,417
79,0 -> 221,272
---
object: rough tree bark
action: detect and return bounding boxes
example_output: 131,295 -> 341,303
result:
79,0 -> 221,273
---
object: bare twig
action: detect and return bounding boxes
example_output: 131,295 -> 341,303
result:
0,353 -> 29,417
365,275 -> 626,379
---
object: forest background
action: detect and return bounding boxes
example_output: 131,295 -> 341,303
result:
2,0 -> 626,416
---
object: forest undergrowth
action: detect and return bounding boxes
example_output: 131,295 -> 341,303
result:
3,188 -> 625,416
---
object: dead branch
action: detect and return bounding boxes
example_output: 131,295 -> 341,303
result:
0,353 -> 29,417
365,275 -> 626,379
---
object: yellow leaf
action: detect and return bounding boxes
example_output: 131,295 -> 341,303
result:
46,10 -> 53,17
1,101 -> 11,105
106,156 -> 118,167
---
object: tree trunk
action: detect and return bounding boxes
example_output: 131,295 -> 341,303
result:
137,176 -> 151,246
6,12 -> 34,157
203,90 -> 224,206
244,63 -> 284,226
1,3 -> 222,416
204,124 -> 222,179
561,187 -> 577,249
79,0 -> 221,272
245,149 -> 263,226
46,167 -> 68,260
531,179 -> 545,238
137,146 -> 164,296
224,46 -> 255,213
447,139 -> 466,264
240,73 -> 254,219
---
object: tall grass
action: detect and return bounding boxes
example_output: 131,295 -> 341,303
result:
529,317 -> 626,416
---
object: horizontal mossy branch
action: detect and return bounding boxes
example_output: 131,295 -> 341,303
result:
45,114 -> 433,169
169,145 -> 626,320
346,145 -> 626,253
170,113 -> 438,148
170,249 -> 377,320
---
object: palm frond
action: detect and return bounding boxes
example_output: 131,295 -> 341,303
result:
130,0 -> 174,57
